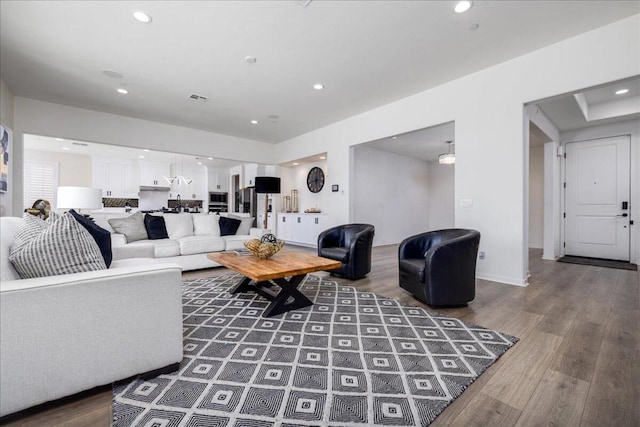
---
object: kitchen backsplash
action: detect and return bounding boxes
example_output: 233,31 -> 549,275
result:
103,198 -> 139,208
168,199 -> 203,209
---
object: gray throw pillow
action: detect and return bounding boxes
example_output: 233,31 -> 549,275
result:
9,212 -> 107,279
228,214 -> 254,235
108,212 -> 148,243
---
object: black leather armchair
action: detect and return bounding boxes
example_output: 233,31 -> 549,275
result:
399,229 -> 480,306
318,224 -> 375,279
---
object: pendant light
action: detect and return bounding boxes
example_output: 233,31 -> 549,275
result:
438,140 -> 455,165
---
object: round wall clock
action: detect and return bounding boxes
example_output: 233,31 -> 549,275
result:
307,167 -> 325,193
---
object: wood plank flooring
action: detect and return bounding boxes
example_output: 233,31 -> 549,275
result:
2,246 -> 638,426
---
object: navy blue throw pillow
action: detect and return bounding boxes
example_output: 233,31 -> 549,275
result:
219,216 -> 241,236
68,209 -> 113,267
144,214 -> 169,240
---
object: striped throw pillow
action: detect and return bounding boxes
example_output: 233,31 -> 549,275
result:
9,212 -> 107,279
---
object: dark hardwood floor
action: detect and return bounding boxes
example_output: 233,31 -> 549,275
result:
2,246 -> 638,426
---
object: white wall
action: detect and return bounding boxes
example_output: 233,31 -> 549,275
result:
14,98 -> 274,164
274,15 -> 640,285
24,150 -> 92,187
560,119 -> 640,265
525,104 -> 561,260
427,161 -> 455,230
279,160 -> 329,215
351,145 -> 430,246
528,145 -> 544,248
0,77 -> 14,216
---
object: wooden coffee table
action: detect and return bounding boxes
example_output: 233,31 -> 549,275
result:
207,249 -> 342,317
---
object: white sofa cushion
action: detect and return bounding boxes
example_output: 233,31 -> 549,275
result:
178,235 -> 226,255
223,235 -> 254,251
163,214 -> 194,240
192,214 -> 221,237
129,239 -> 181,258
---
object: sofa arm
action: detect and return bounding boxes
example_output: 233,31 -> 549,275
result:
112,243 -> 155,261
0,262 -> 183,417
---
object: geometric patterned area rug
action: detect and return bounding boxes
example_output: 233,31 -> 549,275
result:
113,274 -> 518,426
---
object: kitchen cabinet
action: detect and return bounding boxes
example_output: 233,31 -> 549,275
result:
208,167 -> 230,192
170,162 -> 208,200
140,161 -> 169,187
93,157 -> 138,198
276,213 -> 326,246
243,163 -> 258,188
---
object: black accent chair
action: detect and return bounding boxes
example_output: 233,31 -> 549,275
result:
317,224 -> 375,279
399,229 -> 480,306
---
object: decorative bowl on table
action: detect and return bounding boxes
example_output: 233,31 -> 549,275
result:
244,233 -> 285,259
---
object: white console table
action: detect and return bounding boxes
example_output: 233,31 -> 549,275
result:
276,213 -> 327,247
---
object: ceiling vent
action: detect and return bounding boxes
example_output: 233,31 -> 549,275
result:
188,93 -> 208,103
72,142 -> 88,147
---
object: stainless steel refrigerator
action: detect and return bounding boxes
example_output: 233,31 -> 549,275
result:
239,187 -> 257,226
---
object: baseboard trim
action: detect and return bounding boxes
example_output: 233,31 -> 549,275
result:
476,273 -> 528,287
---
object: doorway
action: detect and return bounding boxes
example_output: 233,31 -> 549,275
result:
564,135 -> 631,261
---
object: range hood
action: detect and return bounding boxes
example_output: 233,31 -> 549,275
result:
139,186 -> 171,192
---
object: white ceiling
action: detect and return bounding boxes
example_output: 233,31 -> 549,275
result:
536,76 -> 640,132
364,122 -> 455,162
1,1 -> 638,144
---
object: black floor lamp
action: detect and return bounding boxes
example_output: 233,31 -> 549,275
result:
254,177 -> 281,230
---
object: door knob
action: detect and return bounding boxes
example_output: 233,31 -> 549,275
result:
617,213 -> 628,217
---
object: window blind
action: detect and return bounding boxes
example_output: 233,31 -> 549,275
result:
23,160 -> 58,209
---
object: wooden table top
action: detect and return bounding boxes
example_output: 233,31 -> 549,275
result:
208,249 -> 342,282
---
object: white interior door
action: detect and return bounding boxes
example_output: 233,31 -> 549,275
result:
565,136 -> 630,261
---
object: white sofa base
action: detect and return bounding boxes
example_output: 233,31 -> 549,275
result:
0,261 -> 183,417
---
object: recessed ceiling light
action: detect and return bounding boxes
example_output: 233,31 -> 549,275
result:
454,1 -> 473,13
132,10 -> 152,23
62,147 -> 70,150
139,155 -> 145,159
615,89 -> 630,95
117,88 -> 129,94
313,83 -> 324,90
245,56 -> 257,64
143,149 -> 150,152
293,162 -> 299,166
251,120 -> 258,124
320,156 -> 326,160
207,157 -> 213,160
55,138 -> 64,141
392,136 -> 397,140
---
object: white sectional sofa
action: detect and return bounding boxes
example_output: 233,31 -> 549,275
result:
0,216 -> 184,418
96,212 -> 266,271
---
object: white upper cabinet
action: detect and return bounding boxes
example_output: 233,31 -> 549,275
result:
92,157 -> 138,198
243,163 -> 258,188
139,161 -> 169,187
170,162 -> 208,201
208,166 -> 230,192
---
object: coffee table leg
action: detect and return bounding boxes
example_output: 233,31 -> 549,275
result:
263,275 -> 313,318
230,276 -> 253,294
